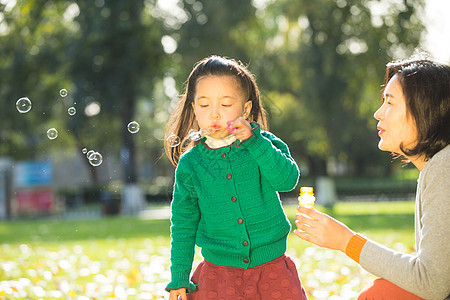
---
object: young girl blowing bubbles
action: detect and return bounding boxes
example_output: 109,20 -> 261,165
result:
164,56 -> 308,300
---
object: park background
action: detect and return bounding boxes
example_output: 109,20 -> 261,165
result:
0,0 -> 449,299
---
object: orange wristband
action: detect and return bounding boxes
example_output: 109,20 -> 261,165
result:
345,234 -> 367,263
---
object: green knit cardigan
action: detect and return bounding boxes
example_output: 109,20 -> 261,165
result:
166,123 -> 300,292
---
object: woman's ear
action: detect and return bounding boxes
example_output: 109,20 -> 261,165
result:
243,100 -> 252,119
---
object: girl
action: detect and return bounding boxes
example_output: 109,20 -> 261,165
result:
295,52 -> 450,299
164,56 -> 308,300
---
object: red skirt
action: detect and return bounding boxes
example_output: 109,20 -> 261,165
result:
187,254 -> 308,300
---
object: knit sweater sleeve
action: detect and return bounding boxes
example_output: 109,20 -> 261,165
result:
239,123 -> 300,192
358,146 -> 450,300
165,157 -> 200,292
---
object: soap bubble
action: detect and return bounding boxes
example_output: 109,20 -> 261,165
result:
166,134 -> 181,147
82,148 -> 87,154
180,137 -> 192,150
187,129 -> 202,141
86,150 -> 95,159
200,127 -> 215,136
88,152 -> 103,167
47,128 -> 58,140
175,127 -> 217,149
68,107 -> 76,116
187,127 -> 215,142
16,97 -> 32,113
127,121 -> 140,134
59,89 -> 68,97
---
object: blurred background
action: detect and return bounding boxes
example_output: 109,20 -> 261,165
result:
0,0 -> 449,219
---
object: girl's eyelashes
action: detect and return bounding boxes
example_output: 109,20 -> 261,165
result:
197,103 -> 233,108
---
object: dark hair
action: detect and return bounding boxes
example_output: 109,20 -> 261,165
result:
384,51 -> 450,161
164,55 -> 268,166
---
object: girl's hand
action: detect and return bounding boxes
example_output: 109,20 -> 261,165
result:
228,117 -> 253,141
294,206 -> 354,252
169,288 -> 187,300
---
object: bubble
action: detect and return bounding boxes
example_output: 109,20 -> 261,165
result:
88,152 -> 103,167
178,128 -> 215,150
200,127 -> 215,136
127,121 -> 140,134
82,148 -> 87,154
170,127 -> 216,149
59,89 -> 68,97
16,97 -> 32,113
166,134 -> 181,147
187,129 -> 202,141
68,107 -> 76,116
47,128 -> 58,140
86,150 -> 95,159
180,138 -> 192,150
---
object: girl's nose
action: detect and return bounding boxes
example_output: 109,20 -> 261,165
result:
210,111 -> 220,120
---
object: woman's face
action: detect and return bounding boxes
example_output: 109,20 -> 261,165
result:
374,74 -> 418,155
192,75 -> 252,139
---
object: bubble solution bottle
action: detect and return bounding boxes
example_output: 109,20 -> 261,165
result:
298,187 -> 315,208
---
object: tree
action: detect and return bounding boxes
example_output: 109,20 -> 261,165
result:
0,2 -> 74,159
161,0 -> 258,87
232,0 -> 425,176
67,0 -> 166,184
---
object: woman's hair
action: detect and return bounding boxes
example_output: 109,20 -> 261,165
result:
384,50 -> 450,161
164,55 -> 268,166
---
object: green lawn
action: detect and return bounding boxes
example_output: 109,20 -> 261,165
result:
0,201 -> 415,300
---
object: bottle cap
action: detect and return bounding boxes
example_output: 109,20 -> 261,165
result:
300,187 -> 314,195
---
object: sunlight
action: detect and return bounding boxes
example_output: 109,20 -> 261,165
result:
0,0 -> 16,12
422,0 -> 450,63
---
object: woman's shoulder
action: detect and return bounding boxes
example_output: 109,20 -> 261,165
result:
429,145 -> 450,164
422,145 -> 450,176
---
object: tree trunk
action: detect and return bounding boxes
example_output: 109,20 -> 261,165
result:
121,93 -> 137,184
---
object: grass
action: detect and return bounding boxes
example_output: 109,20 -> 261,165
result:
0,201 -> 415,300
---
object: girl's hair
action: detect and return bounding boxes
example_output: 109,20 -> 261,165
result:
164,55 -> 268,166
384,50 -> 450,161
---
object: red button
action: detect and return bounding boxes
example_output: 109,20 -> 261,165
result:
243,241 -> 249,246
221,153 -> 227,158
243,258 -> 249,263
231,196 -> 237,202
226,174 -> 232,179
237,218 -> 244,224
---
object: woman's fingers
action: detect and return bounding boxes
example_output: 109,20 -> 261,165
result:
295,213 -> 314,229
297,206 -> 323,219
294,229 -> 312,241
295,214 -> 322,238
295,208 -> 355,251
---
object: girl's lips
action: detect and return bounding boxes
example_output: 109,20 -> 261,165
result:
377,126 -> 385,135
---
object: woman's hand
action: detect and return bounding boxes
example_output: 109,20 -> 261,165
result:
228,117 -> 253,141
294,206 -> 355,252
169,288 -> 187,300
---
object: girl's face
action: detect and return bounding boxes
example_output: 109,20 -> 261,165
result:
374,74 -> 418,155
192,75 -> 252,139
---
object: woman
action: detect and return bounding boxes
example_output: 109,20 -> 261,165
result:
295,52 -> 450,300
